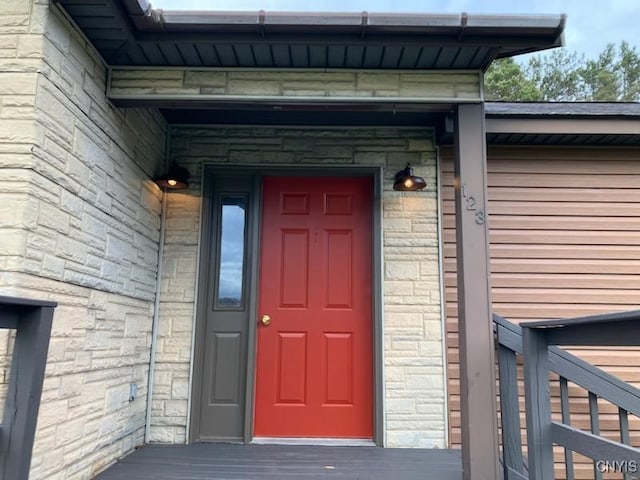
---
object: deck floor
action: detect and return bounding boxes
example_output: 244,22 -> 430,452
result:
94,443 -> 462,480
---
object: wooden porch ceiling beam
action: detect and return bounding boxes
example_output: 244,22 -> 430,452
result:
454,103 -> 500,480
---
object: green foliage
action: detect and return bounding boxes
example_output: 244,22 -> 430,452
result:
484,41 -> 640,102
618,42 -> 640,101
484,58 -> 542,101
527,50 -> 584,101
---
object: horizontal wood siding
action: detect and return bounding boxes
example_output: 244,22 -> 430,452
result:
441,146 -> 640,478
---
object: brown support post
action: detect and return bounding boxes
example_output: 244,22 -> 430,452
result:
454,103 -> 500,480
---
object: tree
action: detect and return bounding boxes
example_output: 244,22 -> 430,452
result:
484,58 -> 541,101
527,49 -> 584,101
579,44 -> 619,101
484,41 -> 640,102
617,42 -> 640,101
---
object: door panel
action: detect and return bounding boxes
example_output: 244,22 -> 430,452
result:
279,230 -> 309,307
210,333 -> 241,403
323,333 -> 353,404
276,332 -> 307,403
254,176 -> 373,438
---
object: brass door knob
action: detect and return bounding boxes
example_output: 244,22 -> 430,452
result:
260,314 -> 271,326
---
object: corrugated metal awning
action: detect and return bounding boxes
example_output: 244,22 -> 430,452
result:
53,0 -> 565,70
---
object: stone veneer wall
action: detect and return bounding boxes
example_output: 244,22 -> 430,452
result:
149,126 -> 447,448
0,1 -> 166,478
108,68 -> 482,102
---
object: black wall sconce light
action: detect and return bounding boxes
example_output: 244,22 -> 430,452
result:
393,163 -> 427,191
154,164 -> 190,190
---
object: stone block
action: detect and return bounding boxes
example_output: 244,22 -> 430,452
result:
164,399 -> 188,417
38,200 -> 69,233
17,33 -> 42,57
42,253 -> 64,278
0,72 -> 37,94
56,234 -> 87,263
385,261 -> 420,280
356,73 -> 400,91
383,217 -> 411,232
227,79 -> 281,95
0,228 -> 27,257
0,193 -> 38,228
37,399 -> 69,429
184,70 -> 227,87
0,117 -> 42,142
385,397 -> 416,414
0,0 -> 30,15
171,377 -> 189,400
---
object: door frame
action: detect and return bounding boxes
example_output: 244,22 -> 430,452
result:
189,164 -> 384,445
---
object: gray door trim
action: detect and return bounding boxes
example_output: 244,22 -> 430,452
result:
190,164 -> 384,446
189,168 -> 214,442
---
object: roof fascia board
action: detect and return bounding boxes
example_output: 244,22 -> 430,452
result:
133,8 -> 564,58
147,10 -> 564,31
487,117 -> 640,136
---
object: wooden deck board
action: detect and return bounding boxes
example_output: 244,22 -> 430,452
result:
94,444 -> 462,479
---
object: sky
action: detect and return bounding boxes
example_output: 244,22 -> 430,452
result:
153,0 -> 639,60
218,204 -> 246,301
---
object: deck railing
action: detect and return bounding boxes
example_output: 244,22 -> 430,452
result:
0,296 -> 55,480
494,312 -> 640,480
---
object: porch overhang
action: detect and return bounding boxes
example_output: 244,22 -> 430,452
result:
53,0 -> 564,71
53,1 -> 566,130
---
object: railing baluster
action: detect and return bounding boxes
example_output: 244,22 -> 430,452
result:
588,392 -> 603,480
619,408 -> 630,480
559,377 -> 574,480
498,342 -> 525,479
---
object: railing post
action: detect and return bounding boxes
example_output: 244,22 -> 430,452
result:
0,297 -> 56,480
522,326 -> 554,480
500,311 -> 640,480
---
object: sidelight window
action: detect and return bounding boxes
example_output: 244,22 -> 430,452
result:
215,196 -> 247,309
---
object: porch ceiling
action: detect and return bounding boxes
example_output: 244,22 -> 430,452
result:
53,0 -> 564,71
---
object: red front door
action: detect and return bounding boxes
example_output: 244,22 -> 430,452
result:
254,176 -> 373,438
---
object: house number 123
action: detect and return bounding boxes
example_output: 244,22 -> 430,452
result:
461,184 -> 485,225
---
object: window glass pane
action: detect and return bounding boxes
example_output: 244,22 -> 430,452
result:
216,197 -> 246,308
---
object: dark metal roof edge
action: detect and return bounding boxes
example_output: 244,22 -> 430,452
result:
143,9 -> 564,31
144,10 -> 565,28
54,0 -> 567,68
486,102 -> 640,118
130,5 -> 564,56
